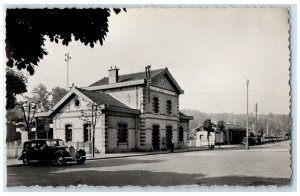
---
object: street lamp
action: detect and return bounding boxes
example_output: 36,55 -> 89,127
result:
246,79 -> 249,150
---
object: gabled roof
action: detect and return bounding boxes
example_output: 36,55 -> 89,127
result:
89,68 -> 165,86
48,86 -> 139,116
88,67 -> 184,94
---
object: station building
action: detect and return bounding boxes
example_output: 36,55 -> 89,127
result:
34,67 -> 193,154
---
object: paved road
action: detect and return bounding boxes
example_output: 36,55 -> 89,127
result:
6,141 -> 291,187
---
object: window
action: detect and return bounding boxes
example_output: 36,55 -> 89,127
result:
75,99 -> 80,108
179,127 -> 184,142
30,142 -> 37,148
65,124 -> 72,142
117,123 -> 128,143
153,97 -> 159,113
84,124 -> 92,142
166,100 -> 172,115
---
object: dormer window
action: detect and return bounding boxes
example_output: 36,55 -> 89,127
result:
153,97 -> 159,113
166,100 -> 172,115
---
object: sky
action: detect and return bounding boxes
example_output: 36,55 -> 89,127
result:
22,8 -> 290,114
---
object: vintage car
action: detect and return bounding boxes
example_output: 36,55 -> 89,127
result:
19,139 -> 86,165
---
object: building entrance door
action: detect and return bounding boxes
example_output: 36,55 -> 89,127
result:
152,125 -> 160,150
166,126 -> 173,149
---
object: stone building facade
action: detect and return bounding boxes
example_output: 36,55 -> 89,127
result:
43,67 -> 193,154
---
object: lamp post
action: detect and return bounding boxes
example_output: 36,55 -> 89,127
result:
246,79 -> 249,150
91,104 -> 99,158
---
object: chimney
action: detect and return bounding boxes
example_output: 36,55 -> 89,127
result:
108,66 -> 119,84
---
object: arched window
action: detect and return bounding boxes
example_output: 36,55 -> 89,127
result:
65,124 -> 72,142
153,97 -> 159,113
117,123 -> 128,143
166,100 -> 172,115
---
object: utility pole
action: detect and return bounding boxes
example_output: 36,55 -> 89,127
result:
267,119 -> 269,136
65,53 -> 71,90
91,104 -> 100,158
246,79 -> 249,150
255,103 -> 258,139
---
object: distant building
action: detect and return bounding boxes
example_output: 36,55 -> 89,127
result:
193,123 -> 246,147
223,124 -> 246,144
194,124 -> 216,147
31,66 -> 193,154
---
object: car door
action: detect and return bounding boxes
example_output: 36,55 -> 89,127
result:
36,140 -> 47,160
27,141 -> 38,161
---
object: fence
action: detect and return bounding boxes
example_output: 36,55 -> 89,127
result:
6,141 -> 23,158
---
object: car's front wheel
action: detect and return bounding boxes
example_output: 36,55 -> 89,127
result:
77,157 -> 86,165
22,156 -> 28,165
56,155 -> 65,165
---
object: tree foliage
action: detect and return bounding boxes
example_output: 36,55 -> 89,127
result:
6,8 -> 125,74
51,87 -> 67,106
6,69 -> 28,110
216,120 -> 226,132
182,109 -> 291,137
31,84 -> 51,112
203,119 -> 215,133
5,8 -> 125,109
16,98 -> 37,134
203,118 -> 216,148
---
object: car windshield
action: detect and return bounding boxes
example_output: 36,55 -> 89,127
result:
46,140 -> 64,147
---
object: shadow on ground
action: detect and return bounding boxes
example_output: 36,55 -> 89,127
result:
196,175 -> 290,186
7,168 -> 290,187
9,158 -> 165,168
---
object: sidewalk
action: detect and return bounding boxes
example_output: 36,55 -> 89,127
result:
6,144 -> 242,167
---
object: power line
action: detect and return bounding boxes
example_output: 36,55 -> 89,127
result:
185,91 -> 289,98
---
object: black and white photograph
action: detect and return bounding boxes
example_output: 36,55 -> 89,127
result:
2,1 -> 296,191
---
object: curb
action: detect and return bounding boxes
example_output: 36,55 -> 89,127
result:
6,145 -> 243,167
6,141 -> 288,167
86,147 -> 212,161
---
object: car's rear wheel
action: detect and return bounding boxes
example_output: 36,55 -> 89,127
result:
56,155 -> 65,165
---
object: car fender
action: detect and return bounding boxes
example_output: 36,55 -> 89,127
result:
54,149 -> 66,157
19,151 -> 27,160
77,149 -> 86,156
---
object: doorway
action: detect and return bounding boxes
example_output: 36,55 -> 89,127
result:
152,125 -> 160,150
166,126 -> 173,148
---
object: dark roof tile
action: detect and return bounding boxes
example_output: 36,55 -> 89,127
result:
76,87 -> 130,109
89,68 -> 165,87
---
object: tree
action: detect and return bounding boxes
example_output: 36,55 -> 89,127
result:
6,108 -> 24,142
31,84 -> 51,112
216,120 -> 226,132
203,118 -> 215,148
5,8 -> 126,108
17,98 -> 38,139
216,120 -> 226,147
51,87 -> 67,106
6,68 -> 28,110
